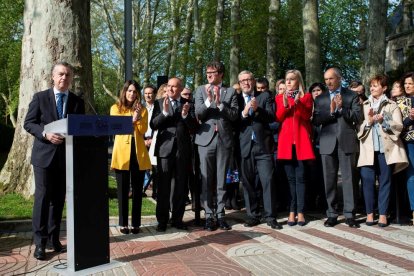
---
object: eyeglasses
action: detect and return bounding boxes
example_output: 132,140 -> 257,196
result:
239,78 -> 253,83
181,93 -> 191,96
206,71 -> 218,75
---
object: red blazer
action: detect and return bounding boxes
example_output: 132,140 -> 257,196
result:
275,93 -> 315,160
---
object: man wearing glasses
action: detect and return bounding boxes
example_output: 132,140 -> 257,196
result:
194,61 -> 239,231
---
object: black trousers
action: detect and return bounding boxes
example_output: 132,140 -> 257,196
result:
115,140 -> 145,228
156,150 -> 189,226
32,155 -> 66,246
241,142 -> 276,221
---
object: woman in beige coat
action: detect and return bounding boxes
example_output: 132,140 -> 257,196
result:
358,75 -> 408,227
111,80 -> 151,234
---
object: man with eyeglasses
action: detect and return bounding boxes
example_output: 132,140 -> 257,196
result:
236,71 -> 282,229
194,61 -> 239,231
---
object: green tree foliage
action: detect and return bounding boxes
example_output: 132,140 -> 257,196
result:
0,0 -> 24,126
319,0 -> 368,81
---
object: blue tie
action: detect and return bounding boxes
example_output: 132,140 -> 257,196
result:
246,95 -> 253,116
245,95 -> 256,141
56,93 -> 65,119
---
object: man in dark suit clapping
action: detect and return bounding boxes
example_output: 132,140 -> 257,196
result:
24,62 -> 85,260
237,70 -> 282,230
150,77 -> 197,232
313,67 -> 363,228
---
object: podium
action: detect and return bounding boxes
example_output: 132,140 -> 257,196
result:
45,114 -> 132,275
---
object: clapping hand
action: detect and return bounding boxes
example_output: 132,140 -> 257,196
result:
334,94 -> 342,109
133,102 -> 142,121
182,101 -> 190,116
162,97 -> 169,113
409,108 -> 414,120
206,84 -> 213,102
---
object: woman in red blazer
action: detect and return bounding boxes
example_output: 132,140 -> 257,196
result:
275,69 -> 315,226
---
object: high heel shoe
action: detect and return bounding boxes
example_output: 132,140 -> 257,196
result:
287,220 -> 297,226
365,221 -> 375,226
297,220 -> 307,226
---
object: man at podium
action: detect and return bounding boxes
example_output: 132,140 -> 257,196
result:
24,62 -> 85,260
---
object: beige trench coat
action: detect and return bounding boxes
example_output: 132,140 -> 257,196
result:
357,98 -> 408,174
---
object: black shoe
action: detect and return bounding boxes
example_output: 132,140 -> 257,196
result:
287,220 -> 297,226
156,224 -> 167,232
244,218 -> 261,227
324,217 -> 337,227
34,245 -> 46,260
365,220 -> 375,226
345,218 -> 360,228
378,222 -> 388,228
120,227 -> 130,234
171,221 -> 188,230
204,218 -> 217,231
267,220 -> 283,230
131,227 -> 140,234
47,241 -> 66,253
217,218 -> 232,230
297,220 -> 307,227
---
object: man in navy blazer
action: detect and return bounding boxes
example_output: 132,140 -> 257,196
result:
194,61 -> 239,231
24,62 -> 85,260
237,71 -> 282,229
313,67 -> 362,228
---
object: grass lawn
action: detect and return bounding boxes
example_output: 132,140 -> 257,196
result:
0,176 -> 155,221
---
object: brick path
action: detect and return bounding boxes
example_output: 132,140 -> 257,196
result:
1,208 -> 414,275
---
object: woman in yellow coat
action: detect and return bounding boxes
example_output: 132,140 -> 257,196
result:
110,80 -> 151,234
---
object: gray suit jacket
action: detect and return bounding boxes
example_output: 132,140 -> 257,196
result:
312,87 -> 362,155
194,85 -> 239,148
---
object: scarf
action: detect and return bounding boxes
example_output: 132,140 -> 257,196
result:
286,89 -> 299,99
368,94 -> 387,113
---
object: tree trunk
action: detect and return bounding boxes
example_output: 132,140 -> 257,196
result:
266,0 -> 280,92
193,0 -> 203,87
302,0 -> 322,89
0,0 -> 92,196
229,0 -> 240,86
180,0 -> 194,87
168,0 -> 181,77
361,0 -> 388,89
213,0 -> 225,62
143,0 -> 152,86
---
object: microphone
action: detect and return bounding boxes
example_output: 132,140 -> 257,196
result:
78,92 -> 98,115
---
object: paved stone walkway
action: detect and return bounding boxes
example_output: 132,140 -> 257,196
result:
1,208 -> 414,275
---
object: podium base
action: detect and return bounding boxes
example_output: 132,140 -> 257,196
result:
51,260 -> 124,275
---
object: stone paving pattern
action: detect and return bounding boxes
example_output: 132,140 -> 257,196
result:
1,208 -> 414,276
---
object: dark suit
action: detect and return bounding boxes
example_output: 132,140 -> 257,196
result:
194,85 -> 239,219
150,97 -> 197,226
313,87 -> 362,218
24,88 -> 84,247
237,91 -> 277,221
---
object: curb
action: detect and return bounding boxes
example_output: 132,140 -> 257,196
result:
0,215 -> 158,233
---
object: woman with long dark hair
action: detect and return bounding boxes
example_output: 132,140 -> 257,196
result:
110,80 -> 151,234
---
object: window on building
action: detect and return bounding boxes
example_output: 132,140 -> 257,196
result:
396,48 -> 405,65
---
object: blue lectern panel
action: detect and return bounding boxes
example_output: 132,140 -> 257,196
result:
67,114 -> 132,136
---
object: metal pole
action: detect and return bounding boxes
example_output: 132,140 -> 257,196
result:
124,0 -> 132,81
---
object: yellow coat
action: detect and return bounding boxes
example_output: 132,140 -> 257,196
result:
110,104 -> 152,171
